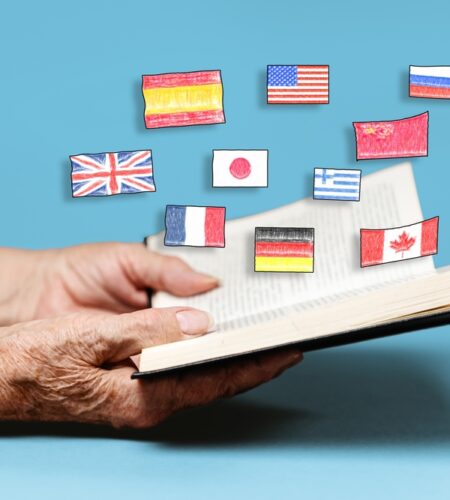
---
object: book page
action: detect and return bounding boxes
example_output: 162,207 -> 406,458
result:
148,163 -> 435,329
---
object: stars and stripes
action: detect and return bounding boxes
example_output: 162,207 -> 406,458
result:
70,150 -> 155,197
267,65 -> 329,104
313,168 -> 361,201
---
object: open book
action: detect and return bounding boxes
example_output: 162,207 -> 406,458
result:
134,163 -> 450,377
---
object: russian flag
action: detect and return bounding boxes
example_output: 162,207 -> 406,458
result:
410,66 -> 450,99
361,217 -> 438,267
164,205 -> 226,247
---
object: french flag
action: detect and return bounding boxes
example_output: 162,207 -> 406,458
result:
410,66 -> 450,99
164,205 -> 226,247
361,217 -> 439,267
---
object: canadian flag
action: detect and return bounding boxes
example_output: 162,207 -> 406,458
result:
361,217 -> 439,267
212,150 -> 268,187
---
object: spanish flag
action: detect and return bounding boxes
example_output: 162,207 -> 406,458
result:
255,227 -> 314,273
142,70 -> 225,129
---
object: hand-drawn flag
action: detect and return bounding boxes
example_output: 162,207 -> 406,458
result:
360,217 -> 439,267
255,227 -> 314,273
313,168 -> 361,201
410,66 -> 450,99
165,205 -> 225,247
353,112 -> 428,160
142,70 -> 225,129
70,150 -> 155,197
212,150 -> 268,187
267,65 -> 329,104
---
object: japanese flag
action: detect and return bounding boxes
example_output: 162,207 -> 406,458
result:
212,150 -> 268,187
361,217 -> 438,267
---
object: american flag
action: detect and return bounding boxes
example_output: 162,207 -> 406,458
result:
70,150 -> 155,197
267,65 -> 329,104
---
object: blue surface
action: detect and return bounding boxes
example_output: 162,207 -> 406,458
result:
1,0 -> 450,498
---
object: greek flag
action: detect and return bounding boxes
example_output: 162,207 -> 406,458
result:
313,168 -> 361,201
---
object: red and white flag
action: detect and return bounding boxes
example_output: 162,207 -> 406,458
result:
212,150 -> 268,187
353,112 -> 428,160
361,217 -> 439,267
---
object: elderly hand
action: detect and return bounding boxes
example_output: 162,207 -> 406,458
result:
0,243 -> 218,326
0,308 -> 302,428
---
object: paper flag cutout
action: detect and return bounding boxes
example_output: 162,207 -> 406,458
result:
410,66 -> 450,99
142,70 -> 225,129
212,150 -> 268,187
255,227 -> 314,273
267,65 -> 329,104
70,150 -> 155,197
313,168 -> 361,201
360,217 -> 439,267
353,112 -> 428,160
164,205 -> 225,248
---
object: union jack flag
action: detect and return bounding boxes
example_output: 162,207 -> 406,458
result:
70,150 -> 155,197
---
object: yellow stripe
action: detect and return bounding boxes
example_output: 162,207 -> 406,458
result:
255,257 -> 313,273
143,84 -> 223,115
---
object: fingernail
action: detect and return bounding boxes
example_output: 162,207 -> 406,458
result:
178,270 -> 220,289
193,271 -> 220,287
176,309 -> 216,335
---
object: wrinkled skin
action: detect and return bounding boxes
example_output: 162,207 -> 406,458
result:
0,244 -> 302,428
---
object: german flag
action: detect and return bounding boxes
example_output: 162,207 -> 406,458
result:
142,70 -> 225,129
254,227 -> 314,273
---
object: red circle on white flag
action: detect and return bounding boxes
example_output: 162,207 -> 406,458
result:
229,158 -> 251,179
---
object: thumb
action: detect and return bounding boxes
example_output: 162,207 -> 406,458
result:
121,244 -> 220,297
92,307 -> 215,366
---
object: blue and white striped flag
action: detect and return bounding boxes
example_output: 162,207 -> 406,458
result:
313,168 -> 361,201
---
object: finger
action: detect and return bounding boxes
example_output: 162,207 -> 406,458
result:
119,244 -> 219,297
104,348 -> 303,428
91,307 -> 215,365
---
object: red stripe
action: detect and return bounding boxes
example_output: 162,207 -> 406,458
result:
256,241 -> 313,257
204,207 -> 225,247
108,153 -> 118,194
143,71 -> 221,89
72,167 -> 152,181
361,229 -> 385,267
268,100 -> 328,104
268,88 -> 328,92
410,84 -> 450,98
145,109 -> 225,128
268,93 -> 328,97
296,76 -> 328,80
420,217 -> 439,255
297,66 -> 329,70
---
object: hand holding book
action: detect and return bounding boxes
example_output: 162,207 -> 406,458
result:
0,307 -> 302,427
0,243 -> 302,427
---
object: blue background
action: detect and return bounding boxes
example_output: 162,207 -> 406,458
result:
1,0 -> 450,498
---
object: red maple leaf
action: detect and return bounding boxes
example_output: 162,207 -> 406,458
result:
390,231 -> 416,258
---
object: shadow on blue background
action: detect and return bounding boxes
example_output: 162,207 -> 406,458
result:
2,344 -> 449,447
